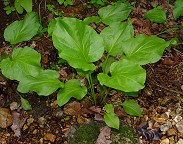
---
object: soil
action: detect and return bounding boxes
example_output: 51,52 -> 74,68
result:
0,0 -> 183,144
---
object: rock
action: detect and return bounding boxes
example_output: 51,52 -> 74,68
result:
174,115 -> 182,123
0,108 -> 13,128
167,128 -> 177,136
176,120 -> 183,133
44,133 -> 56,143
177,139 -> 183,144
10,102 -> 19,110
160,123 -> 170,132
160,138 -> 169,144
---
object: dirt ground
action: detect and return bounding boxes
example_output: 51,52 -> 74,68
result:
0,0 -> 183,143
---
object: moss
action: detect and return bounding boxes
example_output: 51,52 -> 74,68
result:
68,122 -> 139,144
69,122 -> 104,144
111,125 -> 139,144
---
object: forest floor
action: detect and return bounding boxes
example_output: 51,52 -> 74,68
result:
0,0 -> 183,143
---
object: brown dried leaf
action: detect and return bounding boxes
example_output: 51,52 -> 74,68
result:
96,126 -> 112,144
44,133 -> 56,143
63,101 -> 81,116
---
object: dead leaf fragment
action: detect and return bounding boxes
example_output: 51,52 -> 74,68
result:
96,126 -> 112,144
63,101 -> 81,116
44,133 -> 56,143
0,108 -> 13,128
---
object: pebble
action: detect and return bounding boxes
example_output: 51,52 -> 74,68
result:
10,102 -> 19,110
167,128 -> 177,136
0,108 -> 13,128
177,139 -> 183,144
160,123 -> 170,132
160,138 -> 169,144
176,120 -> 183,133
174,115 -> 182,123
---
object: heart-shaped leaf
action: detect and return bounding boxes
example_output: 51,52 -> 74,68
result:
101,21 -> 134,56
98,59 -> 146,92
98,2 -> 133,25
122,99 -> 142,116
57,79 -> 87,106
104,104 -> 119,130
144,6 -> 167,23
18,70 -> 64,96
51,18 -> 104,71
122,34 -> 170,65
83,16 -> 101,25
4,12 -> 40,45
0,47 -> 42,81
173,0 -> 183,19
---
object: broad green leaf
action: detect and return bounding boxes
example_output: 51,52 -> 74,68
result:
21,97 -> 32,110
104,104 -> 119,130
15,0 -> 24,14
4,12 -> 40,45
0,47 -> 42,81
144,6 -> 167,23
98,2 -> 133,25
18,70 -> 64,96
122,99 -> 142,116
48,18 -> 62,36
122,34 -> 170,65
52,18 -> 104,71
83,16 -> 101,25
18,0 -> 32,12
104,104 -> 114,113
173,0 -> 183,19
101,21 -> 134,56
98,59 -> 146,92
57,79 -> 87,106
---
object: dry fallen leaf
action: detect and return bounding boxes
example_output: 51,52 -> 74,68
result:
63,101 -> 81,116
96,126 -> 112,144
0,108 -> 13,128
11,111 -> 26,137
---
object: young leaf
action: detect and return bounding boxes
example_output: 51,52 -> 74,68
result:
21,97 -> 32,110
15,0 -> 24,14
100,21 -> 134,56
4,12 -> 40,45
98,59 -> 146,92
51,17 -> 104,71
122,34 -> 170,65
15,0 -> 32,13
122,99 -> 142,116
98,2 -> 133,25
57,79 -> 87,106
18,70 -> 64,96
83,16 -> 101,25
0,47 -> 42,81
173,0 -> 183,19
144,6 -> 167,23
104,104 -> 119,130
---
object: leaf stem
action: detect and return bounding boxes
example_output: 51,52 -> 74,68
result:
86,73 -> 96,105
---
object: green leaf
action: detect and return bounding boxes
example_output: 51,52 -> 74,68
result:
98,59 -> 146,92
104,104 -> 119,130
57,79 -> 87,106
173,0 -> 183,19
122,99 -> 142,116
18,0 -> 32,12
0,47 -> 42,81
51,17 -> 104,71
102,56 -> 115,74
122,34 -> 170,65
98,2 -> 133,25
4,12 -> 40,45
101,21 -> 134,56
144,6 -> 167,23
21,97 -> 32,110
83,16 -> 101,25
18,70 -> 64,96
15,0 -> 24,14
